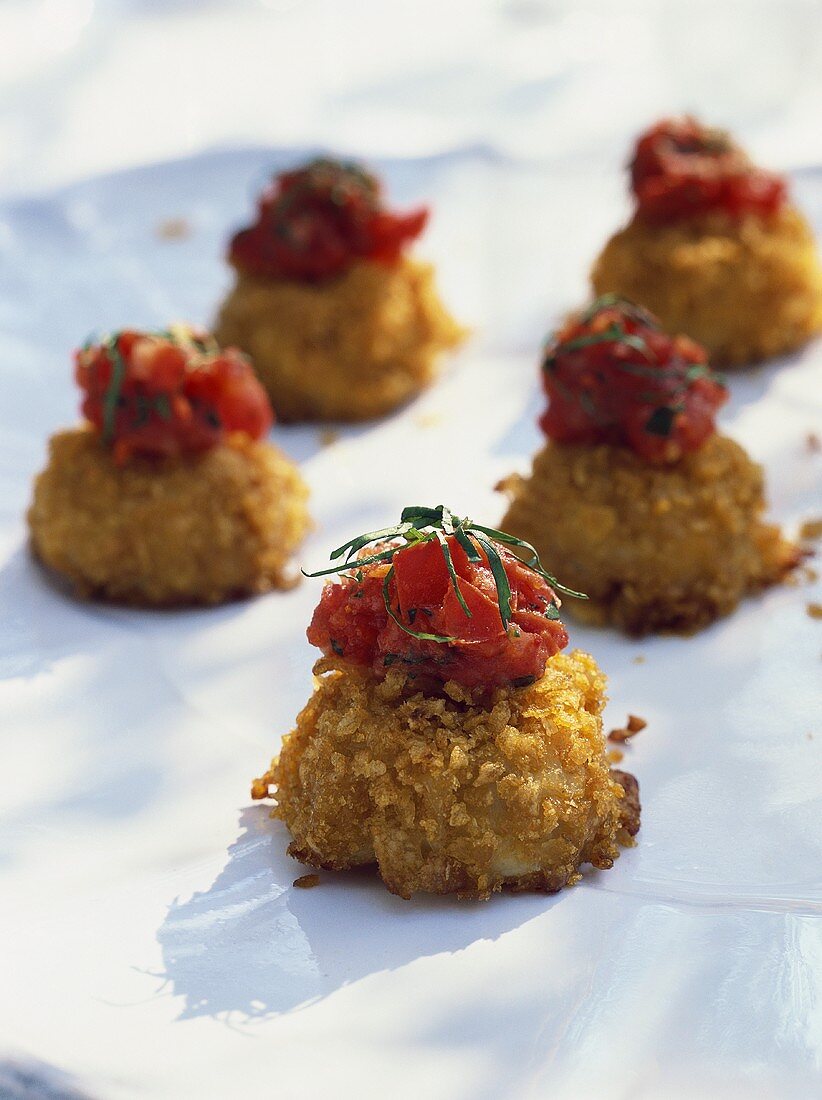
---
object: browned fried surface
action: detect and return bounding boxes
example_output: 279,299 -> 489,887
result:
27,426 -> 310,606
214,257 -> 465,422
252,651 -> 638,900
591,205 -> 822,365
608,715 -> 647,743
500,435 -> 798,636
800,518 -> 822,542
611,770 -> 641,838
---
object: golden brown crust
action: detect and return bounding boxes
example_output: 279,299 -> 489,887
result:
499,435 -> 798,636
591,205 -> 822,365
214,257 -> 466,422
27,426 -> 310,606
252,651 -> 637,900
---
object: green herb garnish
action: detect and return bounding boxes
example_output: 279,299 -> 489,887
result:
79,326 -> 217,445
101,334 -> 127,444
543,296 -> 725,439
547,323 -> 652,363
578,294 -> 658,328
645,405 -> 681,437
303,505 -> 585,644
271,157 -> 379,249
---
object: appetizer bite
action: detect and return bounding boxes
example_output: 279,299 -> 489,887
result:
591,117 -> 822,364
500,298 -> 799,635
215,157 -> 465,421
252,505 -> 640,901
28,326 -> 310,605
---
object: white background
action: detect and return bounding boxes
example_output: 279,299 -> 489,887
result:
4,0 -> 822,196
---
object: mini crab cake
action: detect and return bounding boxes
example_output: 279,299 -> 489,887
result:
28,327 -> 310,605
215,158 -> 464,421
591,117 -> 822,365
500,299 -> 798,635
252,506 -> 639,901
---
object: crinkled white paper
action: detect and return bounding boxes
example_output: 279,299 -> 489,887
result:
0,149 -> 820,1099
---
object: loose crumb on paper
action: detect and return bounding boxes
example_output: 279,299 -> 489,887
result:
807,603 -> 822,620
608,714 -> 648,743
806,432 -> 821,454
607,748 -> 624,764
800,518 -> 822,542
318,428 -> 340,448
250,778 -> 269,800
632,655 -> 646,665
156,217 -> 192,241
293,873 -> 320,889
414,411 -> 443,429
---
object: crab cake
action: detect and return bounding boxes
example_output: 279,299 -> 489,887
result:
499,298 -> 798,635
215,157 -> 464,421
501,435 -> 796,636
591,117 -> 822,365
27,327 -> 309,606
215,256 -> 463,422
252,505 -> 639,901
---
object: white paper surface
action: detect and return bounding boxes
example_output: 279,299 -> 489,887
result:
0,145 -> 821,1098
4,0 -> 822,197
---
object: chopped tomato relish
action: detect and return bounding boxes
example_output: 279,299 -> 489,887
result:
541,298 -> 728,464
307,534 -> 568,690
228,157 -> 428,283
76,327 -> 273,464
630,117 -> 786,224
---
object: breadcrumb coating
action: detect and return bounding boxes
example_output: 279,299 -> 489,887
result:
591,206 -> 822,365
252,651 -> 638,900
500,434 -> 798,635
214,257 -> 465,421
28,426 -> 310,606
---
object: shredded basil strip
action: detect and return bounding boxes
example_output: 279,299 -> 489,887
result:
470,532 -> 513,629
436,531 -> 472,619
101,335 -> 127,444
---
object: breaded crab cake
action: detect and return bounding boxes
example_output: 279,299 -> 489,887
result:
252,505 -> 640,900
28,327 -> 310,605
215,157 -> 465,421
500,298 -> 799,635
591,117 -> 822,365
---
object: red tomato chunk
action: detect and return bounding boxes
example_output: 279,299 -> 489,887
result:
228,157 -> 428,283
541,299 -> 728,464
76,328 -> 272,463
307,535 -> 569,690
630,117 -> 786,224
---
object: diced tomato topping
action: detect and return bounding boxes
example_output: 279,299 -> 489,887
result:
75,327 -> 273,463
228,157 -> 428,283
307,535 -> 568,691
630,116 -> 786,224
442,579 -> 505,643
540,298 -> 727,464
393,538 -> 451,616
